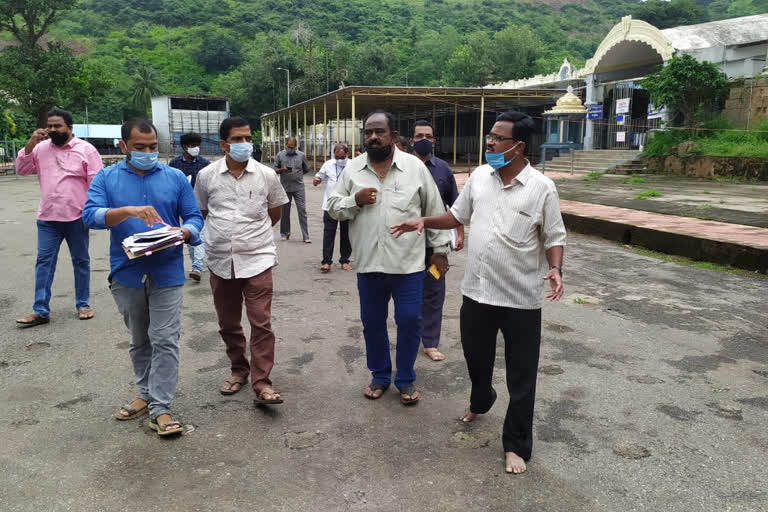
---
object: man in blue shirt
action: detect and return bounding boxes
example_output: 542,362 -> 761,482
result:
411,120 -> 465,362
83,119 -> 203,437
169,132 -> 211,281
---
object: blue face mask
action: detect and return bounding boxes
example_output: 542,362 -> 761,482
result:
485,142 -> 521,170
228,142 -> 253,163
129,151 -> 159,171
413,138 -> 433,156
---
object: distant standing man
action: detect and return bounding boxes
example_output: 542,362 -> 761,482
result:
313,143 -> 352,273
169,132 -> 211,282
392,112 -> 566,474
195,117 -> 289,405
410,120 -> 465,362
15,108 -> 102,327
83,119 -> 203,436
274,136 -> 310,243
327,111 -> 451,405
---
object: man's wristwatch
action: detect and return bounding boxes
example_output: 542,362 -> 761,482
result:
550,265 -> 563,276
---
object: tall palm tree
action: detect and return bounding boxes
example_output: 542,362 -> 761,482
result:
132,65 -> 161,116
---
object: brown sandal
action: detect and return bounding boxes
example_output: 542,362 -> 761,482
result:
254,388 -> 283,405
16,313 -> 49,327
220,376 -> 246,395
149,413 -> 183,436
115,398 -> 148,420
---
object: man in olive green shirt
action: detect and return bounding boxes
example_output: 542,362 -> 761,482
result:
327,111 -> 451,405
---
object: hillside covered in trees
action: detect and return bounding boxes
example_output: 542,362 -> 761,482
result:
1,0 -> 765,133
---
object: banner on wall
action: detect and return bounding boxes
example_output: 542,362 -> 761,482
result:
647,104 -> 663,120
616,98 -> 630,114
587,105 -> 603,120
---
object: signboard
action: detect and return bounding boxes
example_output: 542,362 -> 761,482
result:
587,105 -> 603,120
616,98 -> 631,114
616,114 -> 625,125
616,132 -> 626,143
647,104 -> 663,120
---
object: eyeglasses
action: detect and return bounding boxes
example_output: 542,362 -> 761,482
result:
485,134 -> 517,143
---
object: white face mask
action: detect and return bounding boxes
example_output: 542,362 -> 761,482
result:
186,146 -> 200,157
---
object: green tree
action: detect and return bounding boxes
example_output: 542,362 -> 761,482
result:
443,31 -> 494,87
642,54 -> 729,126
493,25 -> 542,82
132,65 -> 162,116
0,0 -> 92,126
407,27 -> 461,86
0,0 -> 78,48
632,0 -> 702,29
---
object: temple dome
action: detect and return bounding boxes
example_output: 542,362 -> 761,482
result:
544,86 -> 586,115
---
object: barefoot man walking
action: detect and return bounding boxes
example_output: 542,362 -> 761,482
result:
392,112 -> 566,473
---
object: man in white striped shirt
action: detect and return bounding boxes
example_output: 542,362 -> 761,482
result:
391,111 -> 566,474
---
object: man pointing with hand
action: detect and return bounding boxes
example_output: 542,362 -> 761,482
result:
327,110 -> 451,405
391,112 -> 566,474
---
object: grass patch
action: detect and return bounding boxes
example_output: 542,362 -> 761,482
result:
702,190 -> 711,194
630,246 -> 767,279
697,203 -> 713,209
643,117 -> 768,158
719,199 -> 727,204
622,176 -> 646,184
573,297 -> 586,304
583,171 -> 603,181
636,189 -> 663,199
751,186 -> 758,191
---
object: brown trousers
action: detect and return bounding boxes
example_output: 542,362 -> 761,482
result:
209,268 -> 276,393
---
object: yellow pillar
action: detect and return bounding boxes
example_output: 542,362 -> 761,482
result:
477,95 -> 485,169
296,110 -> 300,141
312,104 -> 317,169
336,96 -> 340,149
453,103 -> 458,166
432,103 -> 436,128
303,107 -> 307,154
323,102 -> 327,159
351,94 -> 356,155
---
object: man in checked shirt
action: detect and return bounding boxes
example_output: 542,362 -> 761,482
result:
392,111 -> 566,474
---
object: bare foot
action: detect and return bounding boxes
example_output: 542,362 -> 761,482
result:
341,263 -> 352,271
459,409 -> 477,423
424,348 -> 446,361
505,452 -> 527,474
364,385 -> 386,399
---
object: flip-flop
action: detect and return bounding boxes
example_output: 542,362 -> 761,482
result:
149,415 -> 183,436
220,377 -> 247,396
16,313 -> 50,327
399,385 -> 420,406
115,399 -> 148,420
364,382 -> 388,400
78,307 -> 94,320
254,388 -> 283,405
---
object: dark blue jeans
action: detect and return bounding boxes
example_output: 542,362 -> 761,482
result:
34,218 -> 91,318
357,271 -> 424,391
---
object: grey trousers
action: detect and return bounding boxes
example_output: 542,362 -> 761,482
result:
111,277 -> 184,418
280,187 -> 309,241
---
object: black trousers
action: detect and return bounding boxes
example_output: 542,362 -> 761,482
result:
322,211 -> 351,265
460,295 -> 542,460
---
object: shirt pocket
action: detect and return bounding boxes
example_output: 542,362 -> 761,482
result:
498,210 -> 536,244
240,189 -> 268,221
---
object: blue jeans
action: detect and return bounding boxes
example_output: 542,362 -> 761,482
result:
357,272 -> 424,391
111,277 -> 184,418
34,218 -> 91,318
187,232 -> 205,272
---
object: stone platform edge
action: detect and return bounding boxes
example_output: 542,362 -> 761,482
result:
562,212 -> 768,274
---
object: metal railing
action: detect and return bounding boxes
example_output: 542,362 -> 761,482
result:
0,139 -> 23,176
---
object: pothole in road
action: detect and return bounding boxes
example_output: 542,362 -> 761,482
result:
284,430 -> 327,449
612,442 -> 651,459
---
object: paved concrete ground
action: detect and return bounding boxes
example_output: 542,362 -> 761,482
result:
551,173 -> 768,228
1,175 -> 768,511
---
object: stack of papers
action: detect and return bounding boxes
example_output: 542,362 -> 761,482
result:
122,226 -> 184,259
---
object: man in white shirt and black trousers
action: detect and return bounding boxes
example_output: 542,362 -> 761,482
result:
391,111 -> 566,475
313,143 -> 352,273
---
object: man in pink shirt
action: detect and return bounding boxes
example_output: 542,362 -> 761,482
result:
15,108 -> 103,327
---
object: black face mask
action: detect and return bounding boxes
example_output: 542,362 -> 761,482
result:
49,131 -> 69,146
365,142 -> 393,162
